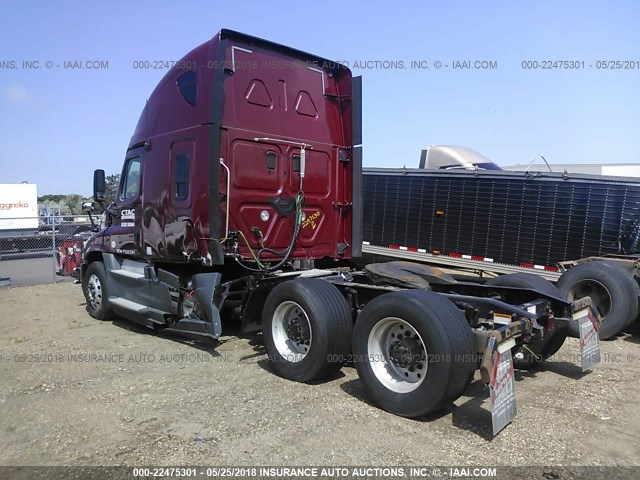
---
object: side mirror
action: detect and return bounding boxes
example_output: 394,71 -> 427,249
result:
93,169 -> 106,203
82,202 -> 95,213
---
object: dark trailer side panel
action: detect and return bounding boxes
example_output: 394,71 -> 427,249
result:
362,168 -> 640,268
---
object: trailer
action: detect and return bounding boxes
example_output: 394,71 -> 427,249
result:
78,30 -> 599,434
362,148 -> 640,339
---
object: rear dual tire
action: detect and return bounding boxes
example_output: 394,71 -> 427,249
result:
263,283 -> 477,418
353,290 -> 476,418
262,279 -> 353,383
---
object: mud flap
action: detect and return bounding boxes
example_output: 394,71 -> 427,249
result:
490,338 -> 517,437
193,272 -> 222,338
575,307 -> 601,372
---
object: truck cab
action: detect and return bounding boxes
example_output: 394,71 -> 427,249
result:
86,30 -> 361,272
81,29 -> 362,340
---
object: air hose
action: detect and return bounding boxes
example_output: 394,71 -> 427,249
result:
234,192 -> 305,273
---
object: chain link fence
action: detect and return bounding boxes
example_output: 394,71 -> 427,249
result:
0,216 -> 94,287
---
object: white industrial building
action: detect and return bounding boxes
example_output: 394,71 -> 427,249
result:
504,163 -> 640,178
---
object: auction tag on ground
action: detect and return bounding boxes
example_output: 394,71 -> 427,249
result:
577,309 -> 601,372
489,346 -> 517,436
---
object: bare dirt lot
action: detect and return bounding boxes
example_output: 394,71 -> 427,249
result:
1,283 -> 640,472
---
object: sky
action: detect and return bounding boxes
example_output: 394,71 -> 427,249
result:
0,0 -> 639,195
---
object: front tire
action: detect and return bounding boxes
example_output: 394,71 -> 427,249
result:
353,290 -> 476,418
82,261 -> 113,320
262,279 -> 352,383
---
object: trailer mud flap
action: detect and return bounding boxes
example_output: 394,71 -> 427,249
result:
575,307 -> 601,371
489,338 -> 517,437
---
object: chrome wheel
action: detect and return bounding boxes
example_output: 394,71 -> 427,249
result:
368,317 -> 427,393
86,273 -> 103,310
271,301 -> 312,363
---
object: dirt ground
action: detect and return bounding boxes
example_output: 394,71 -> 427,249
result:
1,283 -> 640,471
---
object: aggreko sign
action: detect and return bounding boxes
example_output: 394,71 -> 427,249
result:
0,184 -> 38,230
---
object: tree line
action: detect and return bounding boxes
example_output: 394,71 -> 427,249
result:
38,174 -> 120,215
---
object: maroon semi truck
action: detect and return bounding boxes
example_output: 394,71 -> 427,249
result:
80,30 -> 598,431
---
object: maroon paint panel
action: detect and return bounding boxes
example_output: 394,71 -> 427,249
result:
219,37 -> 354,260
88,30 -> 355,265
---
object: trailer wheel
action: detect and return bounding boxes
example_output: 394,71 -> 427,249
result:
262,279 -> 352,383
557,261 -> 640,340
486,273 -> 566,367
353,290 -> 476,418
82,261 -> 113,320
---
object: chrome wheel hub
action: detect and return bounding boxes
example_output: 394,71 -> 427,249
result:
86,273 -> 103,310
272,301 -> 312,363
368,317 -> 427,393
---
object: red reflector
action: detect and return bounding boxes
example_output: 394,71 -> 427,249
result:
520,263 -> 535,268
449,253 -> 462,258
407,247 -> 418,252
471,256 -> 484,261
389,244 -> 400,249
544,266 -> 559,272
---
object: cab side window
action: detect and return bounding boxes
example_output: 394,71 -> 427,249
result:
175,153 -> 190,199
177,71 -> 197,106
120,157 -> 141,200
